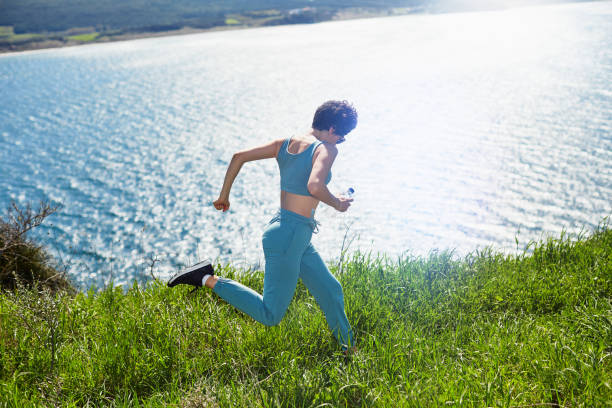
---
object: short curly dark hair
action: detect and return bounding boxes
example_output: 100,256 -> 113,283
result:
312,100 -> 358,137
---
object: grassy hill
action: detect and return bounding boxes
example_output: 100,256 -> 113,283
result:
1,222 -> 610,406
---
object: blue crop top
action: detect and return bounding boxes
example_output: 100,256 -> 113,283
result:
277,137 -> 332,196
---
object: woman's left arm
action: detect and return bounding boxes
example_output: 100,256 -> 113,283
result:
307,144 -> 353,212
214,139 -> 283,212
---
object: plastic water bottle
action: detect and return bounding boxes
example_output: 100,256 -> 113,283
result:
342,187 -> 355,199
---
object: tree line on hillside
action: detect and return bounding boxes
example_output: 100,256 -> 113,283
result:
0,0 -> 424,33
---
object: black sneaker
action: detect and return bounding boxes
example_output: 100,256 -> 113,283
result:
167,259 -> 214,288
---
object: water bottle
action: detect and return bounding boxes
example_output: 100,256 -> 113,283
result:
342,187 -> 355,199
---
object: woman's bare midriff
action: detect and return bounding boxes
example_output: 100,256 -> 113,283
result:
281,190 -> 319,218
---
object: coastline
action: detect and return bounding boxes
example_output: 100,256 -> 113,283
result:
0,7 -> 420,55
1,1 -> 599,54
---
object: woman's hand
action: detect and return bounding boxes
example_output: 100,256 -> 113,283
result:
334,196 -> 353,212
213,197 -> 230,212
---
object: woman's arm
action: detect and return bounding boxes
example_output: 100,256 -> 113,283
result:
307,144 -> 353,212
214,139 -> 283,212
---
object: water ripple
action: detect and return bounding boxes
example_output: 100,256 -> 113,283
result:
1,2 -> 611,287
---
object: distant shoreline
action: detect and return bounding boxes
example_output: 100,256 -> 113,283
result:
1,1 -> 599,55
0,7 -> 421,55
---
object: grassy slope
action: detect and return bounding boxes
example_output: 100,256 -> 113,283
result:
0,224 -> 610,407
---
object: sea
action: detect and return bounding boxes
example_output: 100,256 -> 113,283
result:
1,1 -> 610,287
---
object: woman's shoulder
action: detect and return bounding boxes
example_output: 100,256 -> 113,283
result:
313,141 -> 338,158
285,135 -> 318,154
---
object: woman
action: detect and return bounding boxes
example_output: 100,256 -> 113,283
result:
168,100 -> 357,351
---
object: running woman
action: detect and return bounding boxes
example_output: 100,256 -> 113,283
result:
168,100 -> 357,352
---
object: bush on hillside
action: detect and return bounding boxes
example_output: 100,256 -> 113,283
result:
0,201 -> 73,292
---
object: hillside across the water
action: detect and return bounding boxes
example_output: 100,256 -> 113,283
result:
0,0 -> 585,53
0,0 -> 426,53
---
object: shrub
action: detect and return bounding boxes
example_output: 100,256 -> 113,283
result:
0,201 -> 73,292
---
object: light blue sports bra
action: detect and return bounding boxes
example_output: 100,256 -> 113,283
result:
277,137 -> 332,197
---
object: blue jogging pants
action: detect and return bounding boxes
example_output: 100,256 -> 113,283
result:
213,208 -> 354,348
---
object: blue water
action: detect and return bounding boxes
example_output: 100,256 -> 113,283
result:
1,2 -> 611,287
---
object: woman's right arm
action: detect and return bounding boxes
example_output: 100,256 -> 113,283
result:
214,139 -> 284,212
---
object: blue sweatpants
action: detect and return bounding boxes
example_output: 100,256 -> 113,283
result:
213,208 -> 355,348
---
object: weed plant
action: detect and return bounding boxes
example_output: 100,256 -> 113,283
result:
0,223 -> 610,407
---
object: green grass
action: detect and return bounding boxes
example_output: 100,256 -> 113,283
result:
224,18 -> 241,25
66,32 -> 100,42
0,26 -> 14,38
0,223 -> 610,407
0,33 -> 43,44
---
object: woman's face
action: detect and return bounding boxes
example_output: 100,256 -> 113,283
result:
329,127 -> 345,144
